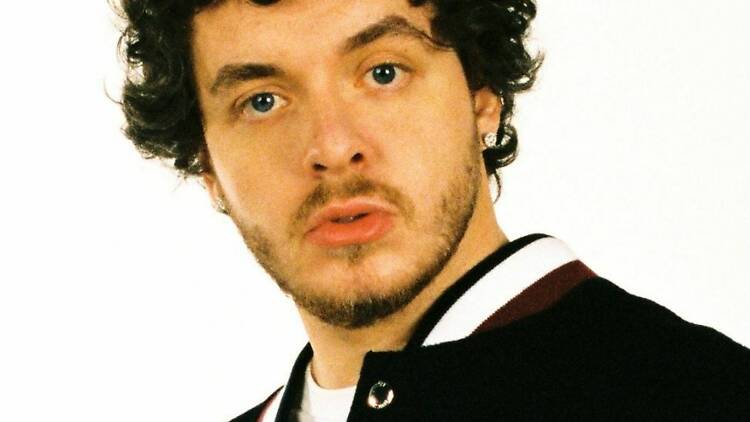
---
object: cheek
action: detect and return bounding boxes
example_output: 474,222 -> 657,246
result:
206,133 -> 304,232
374,88 -> 475,181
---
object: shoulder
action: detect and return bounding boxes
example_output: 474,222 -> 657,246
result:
558,277 -> 748,351
511,277 -> 750,413
229,387 -> 282,422
461,276 -> 750,362
533,277 -> 750,360
422,277 -> 750,417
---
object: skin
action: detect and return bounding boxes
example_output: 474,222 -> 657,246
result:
193,0 -> 507,388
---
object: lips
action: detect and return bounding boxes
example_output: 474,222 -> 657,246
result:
304,199 -> 397,248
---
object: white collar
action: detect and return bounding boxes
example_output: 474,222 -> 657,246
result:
422,236 -> 577,346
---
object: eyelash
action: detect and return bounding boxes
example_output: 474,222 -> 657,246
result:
237,61 -> 413,121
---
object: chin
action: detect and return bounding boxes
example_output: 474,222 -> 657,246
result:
304,246 -> 410,296
285,237 -> 450,328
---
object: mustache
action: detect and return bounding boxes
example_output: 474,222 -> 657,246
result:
292,175 -> 415,229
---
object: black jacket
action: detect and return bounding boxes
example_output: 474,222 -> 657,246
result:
233,234 -> 750,421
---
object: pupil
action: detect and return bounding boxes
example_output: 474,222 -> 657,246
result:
372,65 -> 396,84
251,93 -> 275,113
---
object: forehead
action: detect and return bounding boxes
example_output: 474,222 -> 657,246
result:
192,0 -> 434,71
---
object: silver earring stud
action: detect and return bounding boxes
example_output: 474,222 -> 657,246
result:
215,197 -> 229,215
483,132 -> 498,148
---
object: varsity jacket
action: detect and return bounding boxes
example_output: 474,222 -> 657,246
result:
232,234 -> 750,421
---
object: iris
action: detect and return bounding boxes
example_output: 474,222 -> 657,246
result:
251,93 -> 275,113
372,64 -> 397,85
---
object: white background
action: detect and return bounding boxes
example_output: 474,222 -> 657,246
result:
1,1 -> 748,421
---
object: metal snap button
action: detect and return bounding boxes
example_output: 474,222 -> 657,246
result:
367,381 -> 395,409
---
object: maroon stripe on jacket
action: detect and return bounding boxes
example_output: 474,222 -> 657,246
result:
473,260 -> 596,334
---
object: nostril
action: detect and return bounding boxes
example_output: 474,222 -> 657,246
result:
313,163 -> 326,172
351,152 -> 364,163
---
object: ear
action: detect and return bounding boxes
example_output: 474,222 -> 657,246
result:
201,170 -> 222,204
198,150 -> 224,207
472,87 -> 502,142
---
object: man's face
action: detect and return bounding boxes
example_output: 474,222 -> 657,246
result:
192,0 -> 498,327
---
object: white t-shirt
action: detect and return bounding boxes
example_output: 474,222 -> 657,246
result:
296,363 -> 356,422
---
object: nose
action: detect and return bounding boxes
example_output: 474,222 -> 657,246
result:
301,95 -> 372,178
308,150 -> 365,174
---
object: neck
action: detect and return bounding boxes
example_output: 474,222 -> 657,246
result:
298,185 -> 507,389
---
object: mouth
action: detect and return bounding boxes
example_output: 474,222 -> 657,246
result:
304,199 -> 397,248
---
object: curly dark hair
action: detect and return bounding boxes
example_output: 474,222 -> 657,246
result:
117,0 -> 542,181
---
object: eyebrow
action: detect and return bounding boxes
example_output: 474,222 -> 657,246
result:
339,14 -> 445,55
210,63 -> 284,95
209,15 -> 444,95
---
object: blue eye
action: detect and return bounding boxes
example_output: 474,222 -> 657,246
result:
250,93 -> 275,113
241,92 -> 288,120
371,64 -> 397,85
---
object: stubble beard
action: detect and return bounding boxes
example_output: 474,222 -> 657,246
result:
234,141 -> 482,329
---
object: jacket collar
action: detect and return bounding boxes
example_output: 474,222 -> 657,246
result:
265,234 -> 595,421
415,234 -> 586,346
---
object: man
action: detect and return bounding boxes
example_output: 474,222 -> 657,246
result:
117,0 -> 750,420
